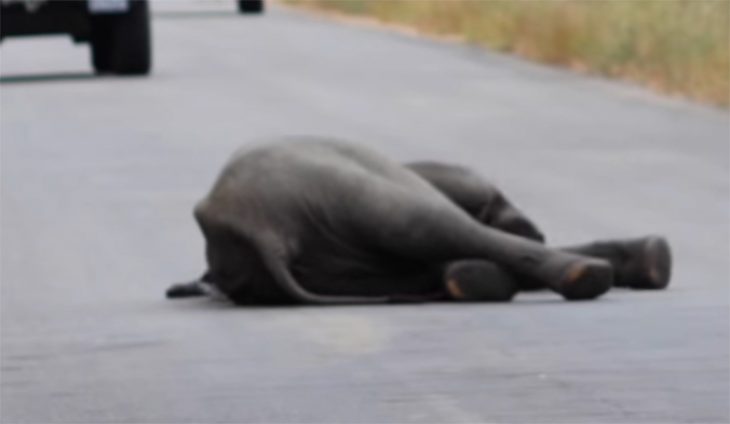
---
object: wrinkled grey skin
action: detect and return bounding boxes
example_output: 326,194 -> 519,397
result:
169,139 -> 622,305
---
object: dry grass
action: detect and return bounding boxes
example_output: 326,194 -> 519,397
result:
285,0 -> 730,107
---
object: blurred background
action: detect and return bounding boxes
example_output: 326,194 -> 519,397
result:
2,1 -> 728,423
287,0 -> 729,107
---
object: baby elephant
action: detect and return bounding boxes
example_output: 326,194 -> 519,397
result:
167,138 -> 672,305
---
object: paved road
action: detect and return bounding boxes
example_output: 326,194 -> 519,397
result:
2,2 -> 728,423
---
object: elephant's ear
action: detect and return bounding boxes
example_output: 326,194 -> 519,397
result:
257,238 -> 391,305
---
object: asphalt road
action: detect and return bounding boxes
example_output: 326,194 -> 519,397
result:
2,2 -> 728,423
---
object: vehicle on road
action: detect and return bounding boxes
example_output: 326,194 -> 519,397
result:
238,0 -> 263,14
0,0 -> 151,75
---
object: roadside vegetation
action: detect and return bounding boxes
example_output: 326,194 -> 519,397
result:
285,0 -> 729,107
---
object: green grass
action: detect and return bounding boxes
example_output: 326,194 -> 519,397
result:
286,0 -> 730,106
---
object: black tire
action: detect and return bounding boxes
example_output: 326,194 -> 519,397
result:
90,27 -> 113,73
238,0 -> 264,14
90,0 -> 151,75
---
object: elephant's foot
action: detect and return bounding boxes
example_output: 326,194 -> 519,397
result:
562,236 -> 672,290
611,236 -> 672,289
554,258 -> 613,301
444,260 -> 519,302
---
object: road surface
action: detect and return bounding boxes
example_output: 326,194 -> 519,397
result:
2,2 -> 728,423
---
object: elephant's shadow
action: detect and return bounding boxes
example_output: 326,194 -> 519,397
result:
162,290 -> 617,311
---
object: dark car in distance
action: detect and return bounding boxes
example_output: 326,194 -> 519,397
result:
1,0 -> 152,75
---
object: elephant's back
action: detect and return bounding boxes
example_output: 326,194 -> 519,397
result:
212,139 -> 438,206
226,138 -> 423,182
199,138 -> 457,257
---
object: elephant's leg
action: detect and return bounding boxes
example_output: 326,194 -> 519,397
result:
560,236 -> 672,289
406,162 -> 545,242
348,182 -> 612,301
406,162 -> 549,295
513,236 -> 673,291
405,163 -> 671,293
442,259 -> 520,302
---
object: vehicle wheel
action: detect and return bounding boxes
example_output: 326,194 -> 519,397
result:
90,0 -> 151,75
90,27 -> 113,73
238,0 -> 263,14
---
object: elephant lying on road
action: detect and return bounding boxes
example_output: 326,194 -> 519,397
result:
167,139 -> 672,305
